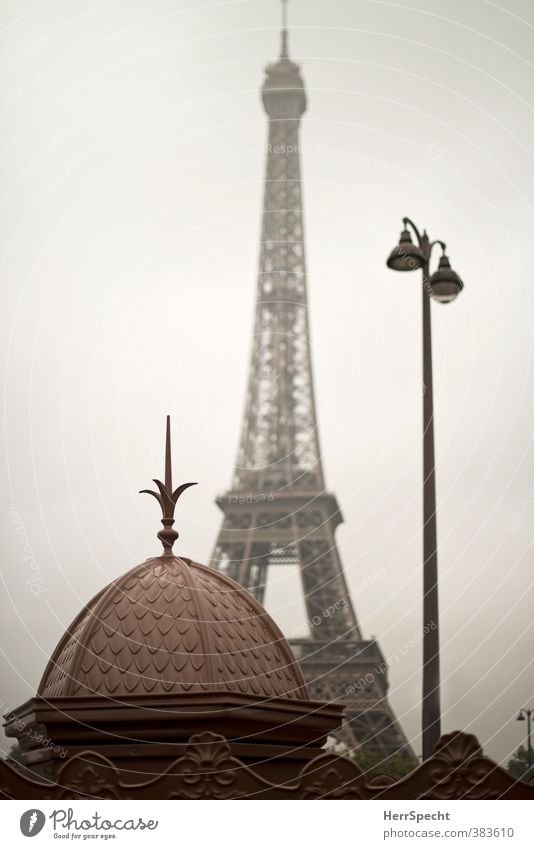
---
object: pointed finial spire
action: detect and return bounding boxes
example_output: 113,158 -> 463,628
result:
164,413 -> 172,492
280,0 -> 289,58
140,416 -> 197,556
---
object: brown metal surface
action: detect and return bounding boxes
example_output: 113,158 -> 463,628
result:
1,730 -> 533,800
4,690 -> 344,788
5,416 -> 344,791
140,415 -> 197,555
37,555 -> 309,701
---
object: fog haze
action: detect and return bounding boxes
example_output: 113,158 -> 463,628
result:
1,0 -> 534,763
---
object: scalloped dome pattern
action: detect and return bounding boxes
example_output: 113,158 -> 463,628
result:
38,556 -> 308,701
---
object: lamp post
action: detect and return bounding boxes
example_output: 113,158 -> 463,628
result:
516,709 -> 533,769
386,217 -> 463,761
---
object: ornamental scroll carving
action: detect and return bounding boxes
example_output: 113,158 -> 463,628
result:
1,731 -> 533,800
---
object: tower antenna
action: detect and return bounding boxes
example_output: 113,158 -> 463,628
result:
280,0 -> 289,58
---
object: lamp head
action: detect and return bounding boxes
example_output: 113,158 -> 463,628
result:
386,228 -> 425,271
517,710 -> 526,721
429,254 -> 463,303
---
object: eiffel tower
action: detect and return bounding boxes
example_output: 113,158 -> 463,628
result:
212,6 -> 413,757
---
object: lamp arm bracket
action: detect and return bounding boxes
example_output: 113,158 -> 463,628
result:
429,239 -> 447,256
402,216 -> 423,246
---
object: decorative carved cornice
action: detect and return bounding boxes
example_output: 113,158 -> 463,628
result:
1,731 -> 533,800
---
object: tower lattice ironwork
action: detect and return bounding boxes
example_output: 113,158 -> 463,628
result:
211,15 -> 413,757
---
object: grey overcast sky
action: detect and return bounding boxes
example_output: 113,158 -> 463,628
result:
1,0 -> 534,764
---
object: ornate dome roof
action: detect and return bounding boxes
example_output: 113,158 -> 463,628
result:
38,555 -> 309,702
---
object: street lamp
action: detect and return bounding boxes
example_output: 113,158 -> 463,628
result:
386,216 -> 464,761
517,709 -> 533,769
